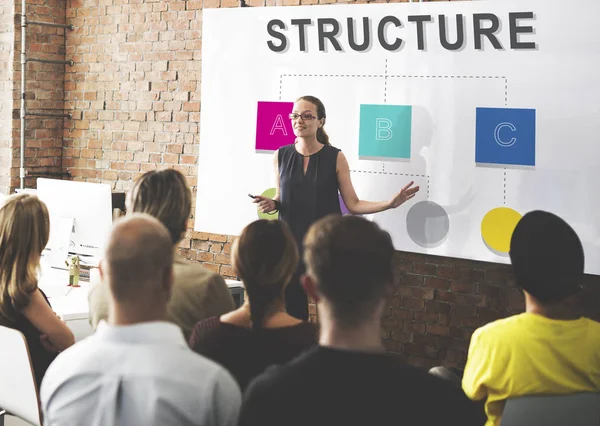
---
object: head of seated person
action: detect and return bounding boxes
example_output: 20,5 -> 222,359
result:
101,213 -> 174,324
509,210 -> 584,318
302,214 -> 394,342
126,168 -> 191,246
231,219 -> 300,329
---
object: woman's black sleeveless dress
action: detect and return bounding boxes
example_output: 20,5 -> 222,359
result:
0,289 -> 57,389
278,143 -> 342,320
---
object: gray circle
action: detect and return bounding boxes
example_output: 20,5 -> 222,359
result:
406,201 -> 450,248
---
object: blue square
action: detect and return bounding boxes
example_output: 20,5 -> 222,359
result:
475,107 -> 536,166
359,104 -> 412,159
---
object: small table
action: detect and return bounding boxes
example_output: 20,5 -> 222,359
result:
38,260 -> 246,341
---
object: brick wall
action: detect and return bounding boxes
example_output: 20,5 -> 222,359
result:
386,252 -> 600,368
62,0 -> 202,195
13,0 -> 68,190
5,0 -> 599,370
0,1 -> 14,195
0,0 -> 68,193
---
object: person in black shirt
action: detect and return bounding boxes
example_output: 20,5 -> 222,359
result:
189,219 -> 317,390
239,215 -> 485,426
252,95 -> 419,321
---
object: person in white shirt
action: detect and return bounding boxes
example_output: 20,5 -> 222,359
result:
40,213 -> 241,426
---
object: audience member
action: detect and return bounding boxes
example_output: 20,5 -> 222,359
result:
41,214 -> 241,426
462,210 -> 600,426
239,215 -> 484,426
189,219 -> 317,390
0,194 -> 74,388
88,169 -> 235,340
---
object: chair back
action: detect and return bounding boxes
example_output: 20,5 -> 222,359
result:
501,393 -> 600,426
0,325 -> 42,426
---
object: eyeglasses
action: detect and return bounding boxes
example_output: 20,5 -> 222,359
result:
289,113 -> 317,121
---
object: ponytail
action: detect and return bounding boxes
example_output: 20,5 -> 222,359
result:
245,282 -> 281,330
316,127 -> 330,146
231,220 -> 299,331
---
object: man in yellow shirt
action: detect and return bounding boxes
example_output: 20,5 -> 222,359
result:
462,210 -> 600,426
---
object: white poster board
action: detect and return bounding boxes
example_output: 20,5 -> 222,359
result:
196,0 -> 600,275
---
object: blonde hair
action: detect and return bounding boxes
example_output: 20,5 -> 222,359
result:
0,194 -> 50,323
127,169 -> 192,245
232,220 -> 299,329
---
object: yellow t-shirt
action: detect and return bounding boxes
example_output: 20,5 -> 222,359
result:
462,313 -> 600,426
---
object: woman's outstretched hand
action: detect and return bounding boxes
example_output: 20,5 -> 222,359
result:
389,181 -> 420,209
252,195 -> 277,213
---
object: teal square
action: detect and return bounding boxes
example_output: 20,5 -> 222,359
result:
359,104 -> 412,159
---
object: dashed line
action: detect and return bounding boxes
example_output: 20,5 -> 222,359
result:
350,170 -> 427,178
503,169 -> 507,204
504,79 -> 508,204
282,74 -> 386,78
279,75 -> 282,101
351,169 -> 430,199
384,59 -> 388,103
427,175 -> 430,199
281,74 -> 506,79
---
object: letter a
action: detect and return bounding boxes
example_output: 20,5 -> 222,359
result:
270,114 -> 288,136
376,118 -> 393,140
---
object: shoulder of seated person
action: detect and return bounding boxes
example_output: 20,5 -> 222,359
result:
246,362 -> 291,394
174,257 -> 221,279
473,313 -> 524,338
255,346 -> 318,381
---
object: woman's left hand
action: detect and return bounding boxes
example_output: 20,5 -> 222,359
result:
389,181 -> 420,209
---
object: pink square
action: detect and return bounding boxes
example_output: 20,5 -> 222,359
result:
255,101 -> 296,151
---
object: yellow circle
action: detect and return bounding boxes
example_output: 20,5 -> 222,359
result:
481,207 -> 522,253
257,188 -> 279,221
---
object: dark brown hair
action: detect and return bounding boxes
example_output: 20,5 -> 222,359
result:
303,215 -> 394,327
232,220 -> 299,330
127,169 -> 192,245
296,95 -> 330,146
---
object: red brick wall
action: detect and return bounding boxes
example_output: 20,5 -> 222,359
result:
10,0 -> 68,190
63,0 -> 202,195
387,253 -> 600,368
5,0 -> 600,370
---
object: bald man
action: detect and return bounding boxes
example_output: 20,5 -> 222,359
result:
40,214 -> 241,426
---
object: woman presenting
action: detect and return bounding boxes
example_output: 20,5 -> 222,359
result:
253,95 -> 419,320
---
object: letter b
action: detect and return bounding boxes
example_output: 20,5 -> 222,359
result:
376,118 -> 393,140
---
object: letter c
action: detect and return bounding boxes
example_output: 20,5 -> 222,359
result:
494,122 -> 517,147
